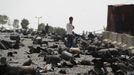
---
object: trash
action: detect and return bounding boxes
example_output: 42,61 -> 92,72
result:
36,67 -> 45,73
13,51 -> 17,54
0,57 -> 7,65
57,63 -> 62,68
33,36 -> 42,46
73,53 -> 80,58
61,51 -> 74,61
0,40 -> 11,49
7,52 -> 14,57
0,57 -> 36,75
28,46 -> 40,53
0,57 -> 8,75
49,44 -> 58,48
10,34 -> 20,40
70,59 -> 77,65
44,55 -> 61,65
9,66 -> 36,75
44,64 -> 54,72
37,47 -> 49,54
92,58 -> 104,68
13,41 -> 20,49
8,58 -> 19,64
41,41 -> 48,45
23,59 -> 33,66
80,59 -> 91,65
62,61 -> 74,68
116,70 -> 125,75
69,47 -> 80,54
59,69 -> 67,74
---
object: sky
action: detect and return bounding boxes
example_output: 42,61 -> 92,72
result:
0,0 -> 134,34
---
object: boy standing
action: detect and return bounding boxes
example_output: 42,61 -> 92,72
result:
66,16 -> 74,48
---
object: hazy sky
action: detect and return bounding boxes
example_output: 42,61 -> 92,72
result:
0,0 -> 134,33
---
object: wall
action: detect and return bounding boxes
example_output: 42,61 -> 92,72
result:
103,31 -> 134,48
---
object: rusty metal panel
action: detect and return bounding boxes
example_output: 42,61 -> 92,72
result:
106,4 -> 134,35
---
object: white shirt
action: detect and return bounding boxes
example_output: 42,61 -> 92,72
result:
66,23 -> 74,35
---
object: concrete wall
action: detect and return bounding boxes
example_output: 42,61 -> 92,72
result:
102,31 -> 134,48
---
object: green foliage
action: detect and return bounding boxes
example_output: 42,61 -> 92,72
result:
38,23 -> 45,31
48,25 -> 54,33
21,18 -> 29,29
13,19 -> 19,29
47,24 -> 66,36
54,27 -> 66,36
42,23 -> 66,36
0,15 -> 8,25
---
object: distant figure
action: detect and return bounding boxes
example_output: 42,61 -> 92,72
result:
45,23 -> 49,34
66,16 -> 74,48
88,32 -> 95,40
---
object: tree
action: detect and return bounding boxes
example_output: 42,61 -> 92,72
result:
48,25 -> 54,33
38,23 -> 45,32
54,27 -> 66,36
44,24 -> 66,36
21,18 -> 29,29
0,15 -> 8,25
13,19 -> 19,29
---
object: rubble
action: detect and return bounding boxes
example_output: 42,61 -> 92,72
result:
59,69 -> 67,74
44,64 -> 54,72
44,55 -> 61,65
80,59 -> 91,65
1,30 -> 134,75
61,51 -> 74,61
22,58 -> 33,66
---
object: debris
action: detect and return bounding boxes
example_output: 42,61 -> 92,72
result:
44,55 -> 61,65
69,47 -> 80,54
49,44 -> 58,48
44,64 -> 54,72
7,52 -> 14,57
23,59 -> 33,66
59,69 -> 67,74
8,66 -> 36,75
62,61 -> 74,68
61,51 -> 74,61
80,59 -> 91,65
28,46 -> 40,53
10,34 -> 20,40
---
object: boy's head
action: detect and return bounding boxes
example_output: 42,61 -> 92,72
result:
69,16 -> 73,23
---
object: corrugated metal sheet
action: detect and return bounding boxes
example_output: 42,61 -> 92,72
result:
107,4 -> 134,35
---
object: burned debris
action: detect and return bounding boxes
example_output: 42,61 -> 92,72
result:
1,30 -> 134,75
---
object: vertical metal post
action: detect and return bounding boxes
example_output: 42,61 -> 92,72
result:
35,16 -> 42,31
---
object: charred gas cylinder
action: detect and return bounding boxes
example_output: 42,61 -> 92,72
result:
61,51 -> 74,61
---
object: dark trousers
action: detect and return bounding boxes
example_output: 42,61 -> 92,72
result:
67,34 -> 73,48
